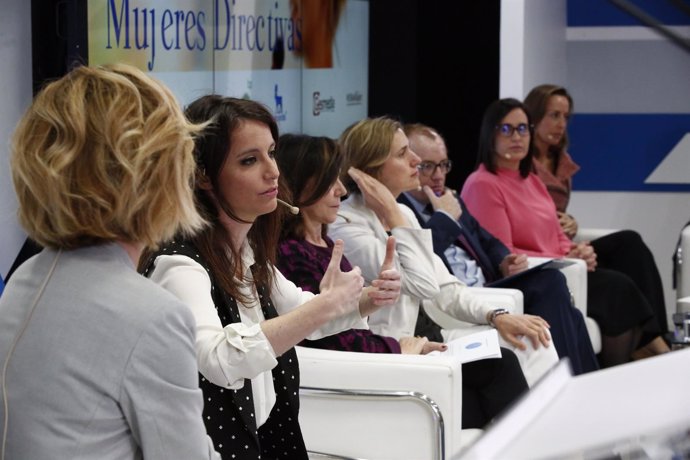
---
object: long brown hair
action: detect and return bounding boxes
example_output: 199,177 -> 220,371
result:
524,84 -> 574,158
276,133 -> 343,240
181,95 -> 286,300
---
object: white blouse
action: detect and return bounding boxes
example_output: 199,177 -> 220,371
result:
149,243 -> 366,427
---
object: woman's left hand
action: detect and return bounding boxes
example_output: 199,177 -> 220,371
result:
558,211 -> 578,239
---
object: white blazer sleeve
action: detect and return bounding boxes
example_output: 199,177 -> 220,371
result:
149,255 -> 278,389
428,259 -> 499,324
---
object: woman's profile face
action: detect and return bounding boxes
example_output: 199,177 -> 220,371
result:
376,129 -> 421,197
535,95 -> 570,148
494,108 -> 531,169
215,119 -> 279,222
301,177 -> 347,226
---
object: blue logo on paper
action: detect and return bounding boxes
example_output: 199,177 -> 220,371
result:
465,342 -> 482,349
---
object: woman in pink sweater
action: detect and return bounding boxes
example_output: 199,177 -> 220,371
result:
461,98 -> 664,368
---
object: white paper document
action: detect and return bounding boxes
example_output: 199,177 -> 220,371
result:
429,328 -> 502,363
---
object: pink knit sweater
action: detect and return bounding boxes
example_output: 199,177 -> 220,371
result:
460,164 -> 572,258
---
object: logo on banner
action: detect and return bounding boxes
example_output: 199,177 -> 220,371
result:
313,91 -> 335,116
274,84 -> 286,121
346,91 -> 363,106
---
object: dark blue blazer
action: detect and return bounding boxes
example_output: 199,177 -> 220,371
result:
397,193 -> 509,282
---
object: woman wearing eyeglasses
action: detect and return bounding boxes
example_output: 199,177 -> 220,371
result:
524,84 -> 670,359
398,122 -> 598,375
461,98 -> 662,368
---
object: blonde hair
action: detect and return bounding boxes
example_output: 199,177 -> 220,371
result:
338,117 -> 401,192
11,63 -> 205,250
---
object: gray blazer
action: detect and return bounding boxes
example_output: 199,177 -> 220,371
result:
0,244 -> 219,460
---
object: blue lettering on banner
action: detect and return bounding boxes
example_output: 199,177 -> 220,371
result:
104,0 -> 297,72
568,113 -> 690,192
106,0 -> 207,71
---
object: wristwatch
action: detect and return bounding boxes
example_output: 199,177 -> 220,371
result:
488,308 -> 510,327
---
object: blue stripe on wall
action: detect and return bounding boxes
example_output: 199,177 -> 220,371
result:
568,114 -> 690,192
568,0 -> 690,27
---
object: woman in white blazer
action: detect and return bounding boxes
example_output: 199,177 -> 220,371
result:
329,116 -> 559,385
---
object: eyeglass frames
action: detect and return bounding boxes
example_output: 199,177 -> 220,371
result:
495,123 -> 531,138
417,160 -> 453,176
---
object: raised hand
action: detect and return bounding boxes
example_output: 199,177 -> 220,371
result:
368,236 -> 401,306
347,167 -> 407,229
422,186 -> 462,221
319,239 -> 364,317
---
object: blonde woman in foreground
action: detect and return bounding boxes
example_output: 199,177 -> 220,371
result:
0,64 -> 219,459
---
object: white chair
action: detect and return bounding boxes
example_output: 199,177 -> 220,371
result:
297,346 -> 481,460
298,288 -> 524,459
573,227 -> 618,243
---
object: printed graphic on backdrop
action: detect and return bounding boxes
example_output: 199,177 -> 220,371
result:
566,1 -> 690,192
87,0 -> 368,137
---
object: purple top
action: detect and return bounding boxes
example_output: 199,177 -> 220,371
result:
277,236 -> 401,354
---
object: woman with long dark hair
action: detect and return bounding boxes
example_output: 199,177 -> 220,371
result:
275,132 -> 530,429
141,96 -> 366,459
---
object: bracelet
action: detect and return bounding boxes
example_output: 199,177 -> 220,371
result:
488,308 -> 510,327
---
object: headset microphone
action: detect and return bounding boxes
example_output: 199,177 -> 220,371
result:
277,199 -> 299,215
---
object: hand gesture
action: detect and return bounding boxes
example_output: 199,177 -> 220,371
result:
399,336 -> 447,355
368,236 -> 402,306
558,211 -> 579,239
567,241 -> 597,271
422,186 -> 462,221
492,313 -> 551,350
347,167 -> 407,229
499,253 -> 528,277
319,239 -> 364,317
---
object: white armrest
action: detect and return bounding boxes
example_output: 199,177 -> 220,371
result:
297,346 -> 476,459
574,227 -> 618,243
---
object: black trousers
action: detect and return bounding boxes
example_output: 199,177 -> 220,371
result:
461,348 -> 528,429
591,230 -> 668,343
